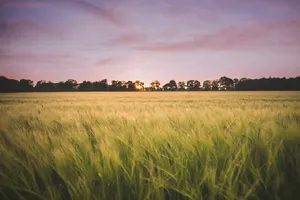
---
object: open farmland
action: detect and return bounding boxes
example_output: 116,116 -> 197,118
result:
0,92 -> 300,200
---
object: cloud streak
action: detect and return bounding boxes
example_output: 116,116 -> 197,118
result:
0,19 -> 57,41
111,33 -> 147,45
50,0 -> 127,28
137,19 -> 300,52
0,0 -> 127,27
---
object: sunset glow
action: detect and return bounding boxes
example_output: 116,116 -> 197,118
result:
0,0 -> 299,83
135,85 -> 142,90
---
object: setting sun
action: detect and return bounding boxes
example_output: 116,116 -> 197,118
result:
135,85 -> 142,90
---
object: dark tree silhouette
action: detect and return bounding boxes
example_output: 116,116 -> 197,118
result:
235,77 -> 300,91
118,81 -> 127,90
110,80 -> 118,91
162,83 -> 169,91
126,81 -> 135,91
203,80 -> 212,91
168,80 -> 177,91
78,81 -> 93,91
65,79 -> 78,90
1,75 -> 300,93
187,80 -> 201,91
35,80 -> 55,92
212,80 -> 219,91
93,79 -> 108,91
0,76 -> 19,92
178,81 -> 186,91
233,78 -> 239,90
19,79 -> 34,92
219,76 -> 234,91
55,79 -> 78,91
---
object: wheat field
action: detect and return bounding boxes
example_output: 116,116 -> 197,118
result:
0,92 -> 300,200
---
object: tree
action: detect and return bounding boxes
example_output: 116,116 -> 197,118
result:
134,80 -> 144,91
2,75 -> 300,93
65,79 -> 78,90
56,79 -> 77,91
126,81 -> 135,91
233,78 -> 239,90
163,83 -> 170,91
117,81 -> 126,90
203,80 -> 212,91
212,80 -> 219,91
35,80 -> 55,92
0,76 -> 19,92
19,79 -> 34,92
93,79 -> 108,91
194,80 -> 201,90
178,81 -> 186,90
168,80 -> 177,91
240,78 -> 248,82
110,80 -> 118,91
78,81 -> 93,91
219,76 -> 234,90
187,80 -> 201,91
150,80 -> 161,91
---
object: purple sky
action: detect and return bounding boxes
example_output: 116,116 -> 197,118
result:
0,0 -> 300,85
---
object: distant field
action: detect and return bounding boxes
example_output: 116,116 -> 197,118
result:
0,92 -> 300,200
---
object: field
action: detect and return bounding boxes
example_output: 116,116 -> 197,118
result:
0,92 -> 300,200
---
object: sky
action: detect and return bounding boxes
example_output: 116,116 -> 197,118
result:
0,0 -> 300,85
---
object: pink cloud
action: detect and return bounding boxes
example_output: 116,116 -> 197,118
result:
96,57 -> 116,66
0,19 -> 74,44
111,33 -> 147,45
95,55 -> 146,70
94,56 -> 140,78
137,19 -> 300,52
0,19 -> 55,39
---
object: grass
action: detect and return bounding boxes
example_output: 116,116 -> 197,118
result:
0,91 -> 300,200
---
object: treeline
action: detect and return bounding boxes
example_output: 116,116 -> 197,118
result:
0,75 -> 300,93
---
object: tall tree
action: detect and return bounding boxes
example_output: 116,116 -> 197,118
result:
178,81 -> 186,90
219,76 -> 234,90
78,81 -> 93,91
126,81 -> 135,91
203,80 -> 212,91
212,80 -> 219,91
93,79 -> 108,91
168,80 -> 177,91
56,79 -> 78,91
110,80 -> 118,91
187,80 -> 201,91
134,80 -> 144,91
150,80 -> 161,91
35,80 -> 55,92
0,76 -> 19,92
163,83 -> 170,91
117,81 -> 126,90
19,79 -> 34,92
233,78 -> 239,90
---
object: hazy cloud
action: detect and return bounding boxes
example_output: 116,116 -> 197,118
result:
137,19 -> 300,52
50,0 -> 127,27
96,57 -> 116,66
0,19 -> 56,40
111,32 -> 147,45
